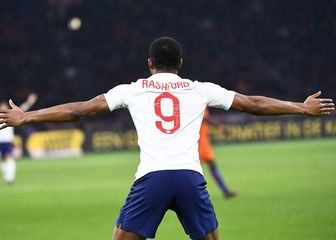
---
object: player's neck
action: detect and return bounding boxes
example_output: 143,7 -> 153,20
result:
151,69 -> 178,75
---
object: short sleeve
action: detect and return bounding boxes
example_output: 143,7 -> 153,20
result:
103,84 -> 130,111
201,82 -> 235,110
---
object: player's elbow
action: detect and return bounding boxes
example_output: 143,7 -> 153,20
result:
232,94 -> 263,115
246,104 -> 263,115
242,97 -> 263,115
71,110 -> 84,121
68,103 -> 85,121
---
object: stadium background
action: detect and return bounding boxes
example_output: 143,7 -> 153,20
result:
1,0 -> 335,240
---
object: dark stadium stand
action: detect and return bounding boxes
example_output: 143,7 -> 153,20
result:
1,0 -> 335,121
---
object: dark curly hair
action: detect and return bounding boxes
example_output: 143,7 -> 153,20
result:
149,37 -> 182,71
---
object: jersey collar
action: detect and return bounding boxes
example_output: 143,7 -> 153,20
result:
148,73 -> 182,82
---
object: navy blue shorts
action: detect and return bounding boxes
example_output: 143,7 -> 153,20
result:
116,170 -> 218,239
0,142 -> 14,159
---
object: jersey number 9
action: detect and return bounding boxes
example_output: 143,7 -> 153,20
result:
154,92 -> 180,134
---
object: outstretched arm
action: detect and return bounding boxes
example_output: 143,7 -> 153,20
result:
231,91 -> 334,116
0,95 -> 110,129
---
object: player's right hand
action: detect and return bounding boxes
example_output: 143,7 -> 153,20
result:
0,99 -> 25,129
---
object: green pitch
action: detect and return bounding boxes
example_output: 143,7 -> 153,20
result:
0,138 -> 335,240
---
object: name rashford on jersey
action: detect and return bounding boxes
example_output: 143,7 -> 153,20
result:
104,73 -> 235,180
141,78 -> 191,91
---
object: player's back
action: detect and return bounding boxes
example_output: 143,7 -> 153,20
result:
104,73 -> 234,180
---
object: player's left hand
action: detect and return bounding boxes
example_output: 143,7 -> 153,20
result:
0,99 -> 25,129
303,91 -> 335,116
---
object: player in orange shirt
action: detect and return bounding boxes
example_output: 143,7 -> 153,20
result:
199,108 -> 237,198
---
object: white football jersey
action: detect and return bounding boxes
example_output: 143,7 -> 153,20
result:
104,73 -> 235,180
0,126 -> 14,143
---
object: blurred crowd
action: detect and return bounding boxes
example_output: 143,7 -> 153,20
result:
1,0 -> 335,117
